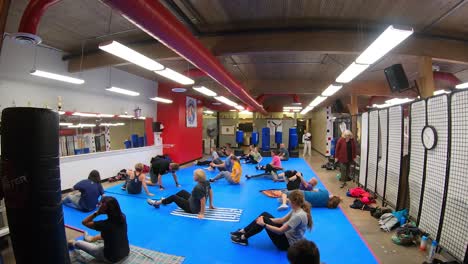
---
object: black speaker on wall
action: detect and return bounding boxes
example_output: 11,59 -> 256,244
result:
384,64 -> 410,92
153,122 -> 164,132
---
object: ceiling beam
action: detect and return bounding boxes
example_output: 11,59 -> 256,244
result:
67,30 -> 468,72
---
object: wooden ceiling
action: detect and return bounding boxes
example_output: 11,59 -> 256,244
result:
4,0 -> 468,111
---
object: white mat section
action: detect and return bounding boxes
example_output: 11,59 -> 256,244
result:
359,112 -> 369,186
170,207 -> 243,222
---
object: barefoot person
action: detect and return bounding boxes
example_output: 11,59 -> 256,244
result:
147,169 -> 214,219
122,163 -> 154,196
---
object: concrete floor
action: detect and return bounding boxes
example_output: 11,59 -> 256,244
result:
1,151 -> 431,263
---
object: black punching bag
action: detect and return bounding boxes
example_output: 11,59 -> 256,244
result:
1,107 -> 70,264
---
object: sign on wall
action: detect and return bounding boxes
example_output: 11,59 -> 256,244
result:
221,125 -> 235,135
186,96 -> 197,127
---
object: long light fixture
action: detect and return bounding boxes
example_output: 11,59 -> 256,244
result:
321,84 -> 343,97
150,97 -> 173,103
456,82 -> 468,89
99,41 -> 164,71
234,105 -> 245,110
154,68 -> 194,85
59,122 -> 73,126
434,90 -> 451,95
336,62 -> 370,83
30,69 -> 85,84
193,86 -> 217,97
73,112 -> 98,117
309,96 -> 328,107
283,106 -> 303,110
356,25 -> 414,65
68,123 -> 96,128
100,123 -> 125,127
203,110 -> 214,114
215,96 -> 238,107
106,86 -> 140,96
300,106 -> 314,115
118,114 -> 134,118
98,114 -> 115,118
372,97 -> 414,108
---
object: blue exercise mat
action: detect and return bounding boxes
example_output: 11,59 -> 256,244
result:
63,158 -> 379,264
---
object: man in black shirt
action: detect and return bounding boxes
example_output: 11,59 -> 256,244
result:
148,157 -> 180,190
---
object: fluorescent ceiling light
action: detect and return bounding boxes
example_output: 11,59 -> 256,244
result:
154,68 -> 194,85
73,112 -> 98,117
212,102 -> 222,105
336,62 -> 370,83
234,105 -> 245,110
150,97 -> 173,103
371,103 -> 391,109
68,123 -> 96,128
356,25 -> 414,65
118,115 -> 134,118
215,96 -> 238,107
138,117 -> 146,120
59,123 -> 73,126
229,109 -> 237,112
99,41 -> 164,71
300,106 -> 314,115
98,114 -> 115,118
385,98 -> 414,105
100,123 -> 125,126
455,82 -> 468,89
309,96 -> 327,107
292,109 -> 301,112
30,69 -> 85,84
434,90 -> 451,95
193,86 -> 217,97
204,110 -> 214,114
283,106 -> 303,110
321,84 -> 343,97
106,86 -> 140,97
58,111 -> 65,115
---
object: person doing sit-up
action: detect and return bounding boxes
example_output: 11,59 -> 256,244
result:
121,163 -> 154,196
280,171 -> 318,191
209,155 -> 242,184
147,169 -> 214,219
210,148 -> 233,172
278,143 -> 290,161
245,150 -> 283,181
194,147 -> 223,170
148,156 -> 180,190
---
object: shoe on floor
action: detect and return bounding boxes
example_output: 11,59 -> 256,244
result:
231,235 -> 248,246
121,186 -> 126,190
147,199 -> 155,206
340,182 -> 347,189
245,175 -> 250,180
176,184 -> 182,188
230,229 -> 243,237
277,204 -> 289,211
209,179 -> 215,183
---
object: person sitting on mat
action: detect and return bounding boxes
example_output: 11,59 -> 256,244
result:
287,239 -> 320,264
230,190 -> 312,250
280,171 -> 318,191
194,147 -> 223,171
68,196 -> 130,263
278,188 -> 341,211
63,170 -> 105,212
209,155 -> 242,184
147,169 -> 214,219
210,148 -> 234,173
245,150 -> 283,181
148,156 -> 180,190
242,145 -> 263,164
278,143 -> 290,161
121,163 -> 154,196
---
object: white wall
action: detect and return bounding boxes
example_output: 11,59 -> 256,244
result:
0,36 -> 158,119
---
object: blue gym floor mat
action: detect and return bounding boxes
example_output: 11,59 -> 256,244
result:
63,157 -> 379,264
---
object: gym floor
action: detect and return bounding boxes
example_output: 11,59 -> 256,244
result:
0,151 -> 430,264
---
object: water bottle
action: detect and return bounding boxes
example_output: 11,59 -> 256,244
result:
419,236 -> 428,251
400,216 -> 406,226
427,240 -> 438,263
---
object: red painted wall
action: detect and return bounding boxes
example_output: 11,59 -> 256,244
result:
157,83 -> 203,164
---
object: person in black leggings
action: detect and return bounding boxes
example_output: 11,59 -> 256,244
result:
230,190 -> 312,250
147,169 -> 214,219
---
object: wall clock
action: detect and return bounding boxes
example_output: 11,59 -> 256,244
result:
421,125 -> 437,150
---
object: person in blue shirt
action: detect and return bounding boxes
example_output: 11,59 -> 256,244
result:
63,170 -> 105,212
278,189 -> 341,211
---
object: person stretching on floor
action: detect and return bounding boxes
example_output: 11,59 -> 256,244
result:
147,169 -> 214,219
278,143 -> 290,161
279,171 -> 318,192
210,148 -> 234,174
245,150 -> 283,181
63,170 -> 104,212
122,163 -> 154,196
244,146 -> 263,164
209,155 -> 242,184
194,147 -> 223,170
230,190 -> 312,250
68,196 -> 130,263
278,188 -> 341,211
148,156 -> 180,190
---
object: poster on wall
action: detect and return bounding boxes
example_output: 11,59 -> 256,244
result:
267,119 -> 282,135
221,125 -> 235,135
186,96 -> 197,127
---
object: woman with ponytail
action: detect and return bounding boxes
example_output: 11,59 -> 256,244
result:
230,190 -> 312,250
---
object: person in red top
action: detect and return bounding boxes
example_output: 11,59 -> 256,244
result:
335,130 -> 356,188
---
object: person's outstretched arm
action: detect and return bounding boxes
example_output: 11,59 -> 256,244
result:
198,197 -> 206,219
208,189 -> 215,209
141,174 -> 154,196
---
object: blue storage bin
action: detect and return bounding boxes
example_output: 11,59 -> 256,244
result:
138,136 -> 145,147
124,140 -> 132,149
131,134 -> 139,148
261,127 -> 270,151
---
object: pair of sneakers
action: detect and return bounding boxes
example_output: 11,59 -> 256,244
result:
230,229 -> 248,246
147,198 -> 163,208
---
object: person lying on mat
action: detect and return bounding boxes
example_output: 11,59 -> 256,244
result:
68,196 -> 130,263
148,156 -> 180,190
288,239 -> 320,264
210,148 -> 234,172
278,143 -> 290,161
230,190 -> 312,250
63,170 -> 105,212
194,147 -> 223,170
121,163 -> 154,196
147,169 -> 214,219
245,150 -> 283,181
278,189 -> 341,211
209,155 -> 242,184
